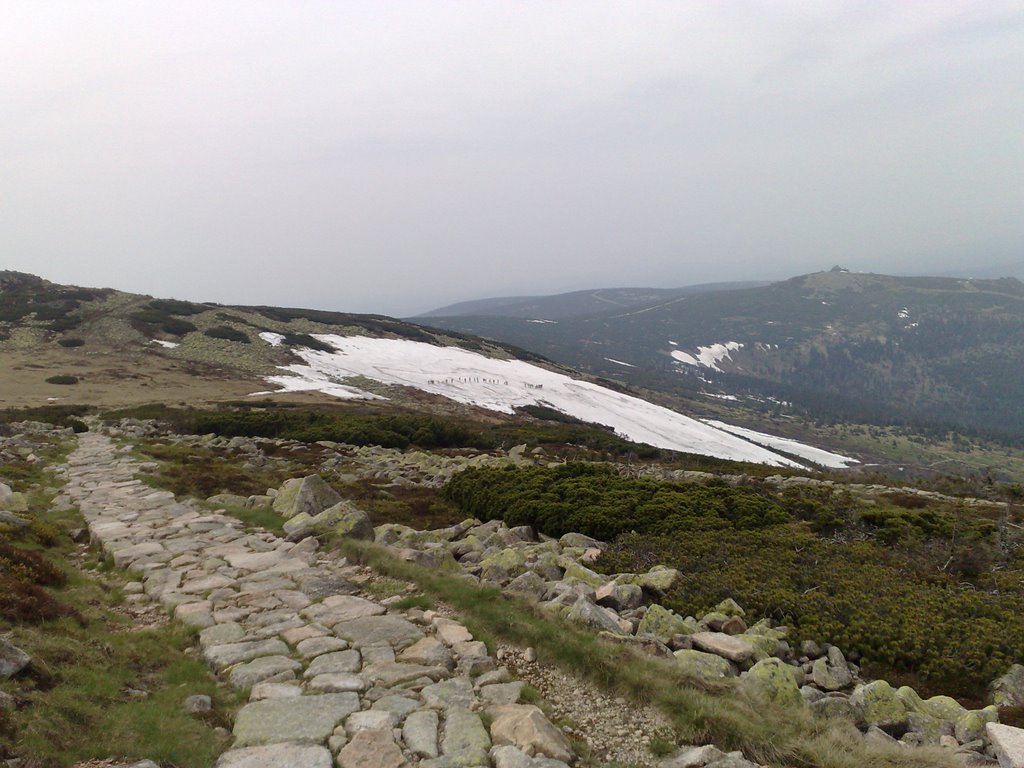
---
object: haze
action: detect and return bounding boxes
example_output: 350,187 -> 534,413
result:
3,2 -> 1022,315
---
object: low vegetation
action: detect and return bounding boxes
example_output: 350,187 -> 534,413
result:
339,539 -> 956,768
443,464 -> 1024,701
43,375 -> 78,386
203,326 -> 250,344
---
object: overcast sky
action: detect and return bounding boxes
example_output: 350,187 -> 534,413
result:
3,2 -> 1023,315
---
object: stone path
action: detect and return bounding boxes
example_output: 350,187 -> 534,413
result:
63,432 -> 574,768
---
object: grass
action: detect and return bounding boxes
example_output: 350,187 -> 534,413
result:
0,449 -> 236,767
336,539 -> 959,768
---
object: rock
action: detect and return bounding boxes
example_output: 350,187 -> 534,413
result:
506,571 -> 547,596
441,706 -> 491,765
810,696 -> 857,721
333,615 -> 424,651
659,744 -> 728,767
296,636 -> 349,659
850,680 -> 908,731
864,725 -> 898,746
317,501 -> 374,540
616,565 -> 681,595
558,532 -> 604,550
422,677 -> 476,710
404,709 -> 440,758
992,665 -> 1024,708
0,510 -> 30,528
0,639 -> 31,678
204,639 -> 291,671
957,708 -> 999,744
199,622 -> 246,648
282,513 -> 314,541
595,582 -> 643,612
720,616 -> 747,635
337,728 -> 407,768
372,695 -> 422,721
346,710 -> 399,733
0,492 -> 28,513
480,548 -> 528,584
600,632 -> 674,659
434,618 -> 474,646
304,650 -> 362,677
306,673 -> 367,693
987,723 -> 1024,768
637,605 -> 695,643
922,695 -> 967,723
184,694 -> 212,713
231,693 -> 361,747
566,596 -> 627,635
272,475 -> 342,519
714,598 -> 746,617
674,649 -> 736,681
399,637 -> 455,670
249,682 -> 302,701
810,656 -> 852,691
228,655 -> 301,689
524,647 -> 538,664
690,632 -> 754,664
488,704 -> 573,762
208,493 -> 248,508
215,744 -> 333,768
740,658 -> 803,706
491,744 -> 534,768
480,682 -> 525,705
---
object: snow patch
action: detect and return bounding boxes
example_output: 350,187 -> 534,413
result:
604,358 -> 635,368
703,420 -> 857,468
704,393 -> 739,401
255,335 -> 817,467
260,332 -> 286,346
527,319 -> 557,324
151,339 -> 179,349
671,342 -> 743,372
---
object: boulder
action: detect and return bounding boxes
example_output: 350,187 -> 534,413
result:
988,723 -> 1024,768
207,493 -> 248,508
690,632 -> 754,664
0,640 -> 31,678
315,502 -> 374,540
558,532 -> 604,550
506,571 -> 548,597
740,658 -> 803,707
215,744 -> 333,768
404,709 -> 439,758
272,475 -> 341,519
674,649 -> 736,681
595,582 -> 643,612
992,664 -> 1024,708
480,548 -> 528,584
637,605 -> 695,643
566,596 -> 627,635
488,704 -> 574,762
850,681 -> 908,732
615,565 -> 681,595
810,656 -> 852,691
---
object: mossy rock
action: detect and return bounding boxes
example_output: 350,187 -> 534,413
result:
674,649 -> 736,681
480,548 -> 528,583
851,681 -> 908,730
637,604 -> 694,642
616,565 -> 681,594
715,598 -> 746,617
743,633 -> 780,661
558,558 -> 604,588
921,695 -> 967,723
740,658 -> 803,707
906,712 -> 944,745
0,492 -> 28,513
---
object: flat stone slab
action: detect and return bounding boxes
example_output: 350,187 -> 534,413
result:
228,655 -> 302,689
306,673 -> 368,693
988,723 -> 1024,768
205,639 -> 291,671
690,632 -> 754,663
333,615 -> 424,651
304,650 -> 362,677
215,743 -> 332,768
232,693 -> 361,747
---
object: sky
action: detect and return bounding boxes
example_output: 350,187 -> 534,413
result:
2,2 -> 1023,316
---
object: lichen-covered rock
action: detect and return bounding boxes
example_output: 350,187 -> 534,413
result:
690,632 -> 754,664
595,582 -> 643,612
674,649 -> 736,681
715,598 -> 746,617
850,680 -> 908,731
955,706 -> 998,744
319,502 -> 373,540
616,565 -> 681,595
557,557 -> 605,588
992,664 -> 1024,708
0,640 -> 31,679
740,658 -> 803,706
810,656 -> 852,691
637,605 -> 694,643
566,595 -> 627,636
480,548 -> 528,584
921,695 -> 967,723
272,475 -> 342,519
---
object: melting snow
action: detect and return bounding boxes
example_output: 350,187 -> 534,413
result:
671,342 -> 743,372
262,332 -> 286,346
604,358 -> 635,367
527,319 -> 557,324
254,333 -> 818,467
897,308 -> 910,319
151,339 -> 179,349
703,420 -> 857,468
704,393 -> 739,401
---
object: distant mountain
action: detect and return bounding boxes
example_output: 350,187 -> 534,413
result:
419,270 -> 1024,440
417,281 -> 770,320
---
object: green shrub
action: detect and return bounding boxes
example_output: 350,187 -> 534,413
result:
45,375 -> 79,385
58,338 -> 85,348
147,299 -> 205,315
203,326 -> 250,344
160,318 -> 197,336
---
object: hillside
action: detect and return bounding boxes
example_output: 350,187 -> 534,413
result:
419,269 -> 1024,441
0,271 -> 854,469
